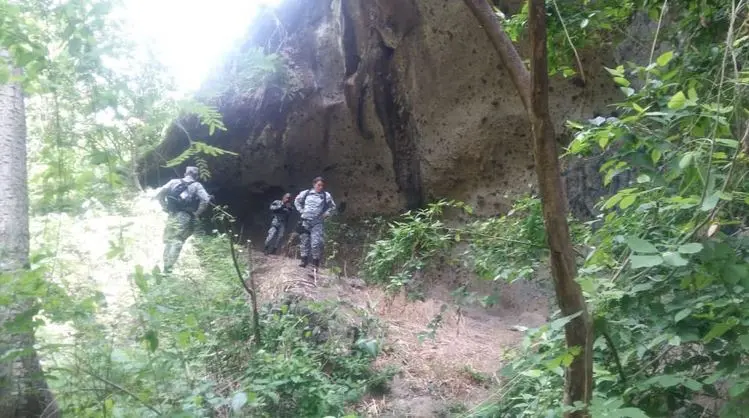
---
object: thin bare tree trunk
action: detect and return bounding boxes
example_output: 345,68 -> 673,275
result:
528,1 -> 593,416
462,0 -> 593,415
0,62 -> 60,417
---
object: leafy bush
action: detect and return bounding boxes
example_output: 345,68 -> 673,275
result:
468,197 -> 547,283
362,200 -> 471,294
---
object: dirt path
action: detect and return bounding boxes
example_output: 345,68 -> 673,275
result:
251,253 -> 550,417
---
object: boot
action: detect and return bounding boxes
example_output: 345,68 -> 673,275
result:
312,258 -> 320,268
299,256 -> 308,268
263,245 -> 270,255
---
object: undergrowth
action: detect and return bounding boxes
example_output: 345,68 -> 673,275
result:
42,232 -> 389,417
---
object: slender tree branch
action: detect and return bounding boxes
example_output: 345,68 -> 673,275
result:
74,367 -> 162,415
550,0 -> 586,85
226,221 -> 255,296
646,0 -> 668,84
462,0 -> 532,112
225,217 -> 262,345
601,328 -> 627,385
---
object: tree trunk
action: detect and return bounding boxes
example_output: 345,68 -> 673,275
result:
0,62 -> 60,417
462,0 -> 593,415
527,1 -> 593,416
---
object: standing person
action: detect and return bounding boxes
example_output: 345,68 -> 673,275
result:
294,176 -> 336,268
264,193 -> 293,255
155,166 -> 211,273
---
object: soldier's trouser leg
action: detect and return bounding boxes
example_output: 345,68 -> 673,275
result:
310,222 -> 324,261
163,212 -> 194,273
273,223 -> 285,251
264,225 -> 278,249
299,221 -> 311,259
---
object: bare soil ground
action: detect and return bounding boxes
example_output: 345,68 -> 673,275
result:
250,252 -> 551,418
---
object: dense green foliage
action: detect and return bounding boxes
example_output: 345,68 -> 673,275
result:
3,0 -> 748,415
365,0 -> 749,416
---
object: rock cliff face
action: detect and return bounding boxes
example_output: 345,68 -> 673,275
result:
140,0 -> 625,228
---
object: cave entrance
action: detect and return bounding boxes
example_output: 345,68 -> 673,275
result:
204,184 -> 300,251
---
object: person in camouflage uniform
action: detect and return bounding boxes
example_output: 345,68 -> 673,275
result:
155,166 -> 211,273
264,193 -> 293,255
294,177 -> 336,268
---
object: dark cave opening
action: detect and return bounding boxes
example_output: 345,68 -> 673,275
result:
204,184 -> 302,251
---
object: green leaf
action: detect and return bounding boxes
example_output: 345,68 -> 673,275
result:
668,91 -> 687,110
580,18 -> 589,28
729,381 -> 749,397
652,374 -> 682,388
678,243 -> 703,254
716,138 -> 739,148
619,195 -> 637,209
662,251 -> 688,267
636,174 -> 651,183
603,194 -> 623,209
739,334 -> 749,351
614,77 -> 630,87
701,192 -> 720,211
679,152 -> 694,169
143,330 -> 159,352
604,66 -> 624,77
733,35 -> 749,48
674,308 -> 691,323
621,87 -> 635,97
610,408 -> 649,418
231,392 -> 248,412
703,317 -> 739,342
626,237 -> 658,253
656,51 -> 674,67
651,149 -> 662,164
684,378 -> 703,391
177,331 -> 190,348
631,282 -> 653,293
687,87 -> 698,101
133,265 -> 148,292
549,311 -> 583,331
704,371 -> 724,385
356,338 -> 380,357
631,255 -> 663,269
521,369 -> 543,378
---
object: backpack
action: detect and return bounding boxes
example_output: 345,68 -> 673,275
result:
299,189 -> 329,216
165,180 -> 195,213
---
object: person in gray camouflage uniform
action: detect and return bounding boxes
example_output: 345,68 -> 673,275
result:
264,193 -> 293,255
155,166 -> 211,273
294,176 -> 336,268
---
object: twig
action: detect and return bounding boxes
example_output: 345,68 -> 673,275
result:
699,1 -> 735,207
601,327 -> 627,385
75,367 -> 162,415
551,0 -> 586,85
226,218 -> 262,345
646,0 -> 668,84
611,252 -> 631,282
631,345 -> 674,379
173,120 -> 194,144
